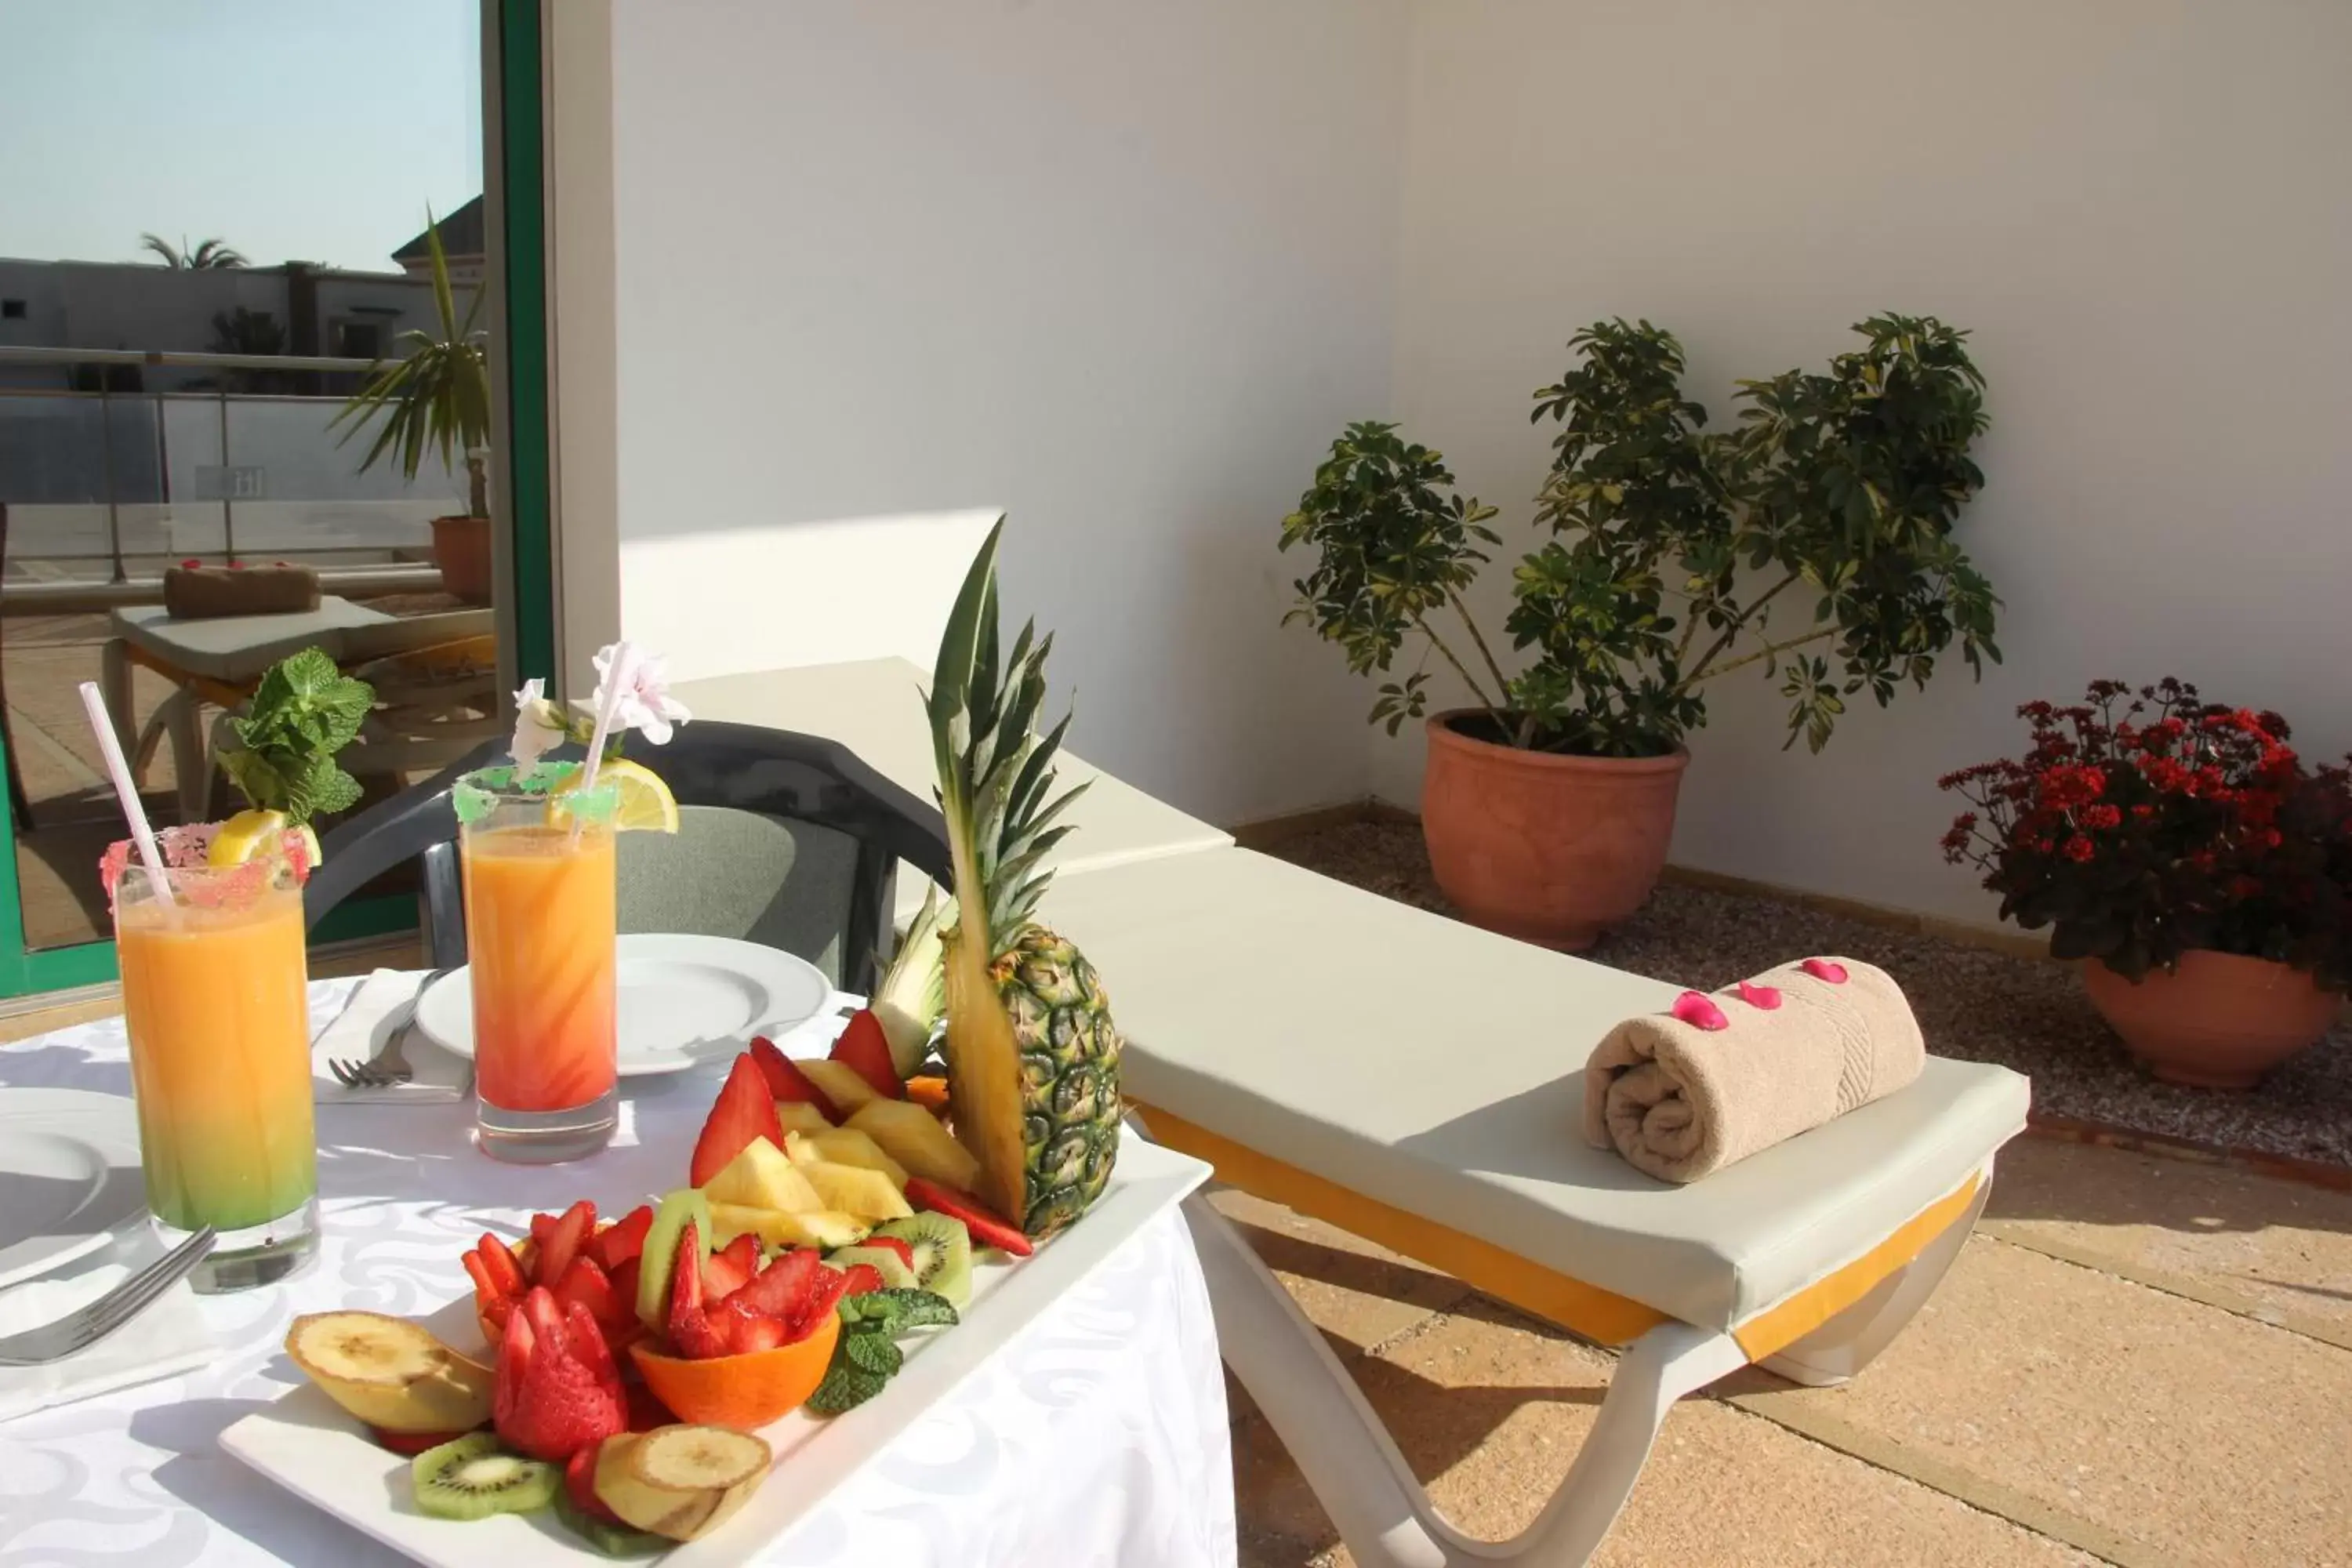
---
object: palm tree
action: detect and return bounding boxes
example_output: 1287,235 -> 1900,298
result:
140,233 -> 248,269
329,213 -> 491,518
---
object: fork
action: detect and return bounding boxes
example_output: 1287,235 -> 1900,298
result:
329,968 -> 451,1088
0,1226 -> 216,1366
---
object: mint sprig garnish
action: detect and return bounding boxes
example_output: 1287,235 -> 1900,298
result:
218,647 -> 374,826
806,1289 -> 958,1414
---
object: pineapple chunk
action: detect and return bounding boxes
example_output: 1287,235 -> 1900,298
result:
849,1098 -> 983,1192
796,1160 -> 913,1221
707,1202 -> 789,1248
703,1137 -> 821,1214
775,1101 -> 834,1137
710,1203 -> 870,1250
789,1127 -> 909,1189
796,1059 -> 878,1116
771,1208 -> 872,1249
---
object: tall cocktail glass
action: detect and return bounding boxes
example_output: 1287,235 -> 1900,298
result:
107,828 -> 318,1292
455,763 -> 620,1163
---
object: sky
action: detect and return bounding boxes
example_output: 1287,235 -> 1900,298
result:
0,0 -> 482,272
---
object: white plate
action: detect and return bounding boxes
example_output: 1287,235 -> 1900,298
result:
0,1088 -> 151,1290
221,1132 -> 1210,1566
414,935 -> 833,1078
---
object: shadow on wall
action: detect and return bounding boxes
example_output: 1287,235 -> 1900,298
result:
616,508 -> 999,683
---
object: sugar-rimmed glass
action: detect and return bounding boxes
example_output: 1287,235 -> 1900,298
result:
454,761 -> 621,1163
107,826 -> 318,1292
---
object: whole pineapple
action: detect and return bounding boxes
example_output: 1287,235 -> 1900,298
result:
872,518 -> 1122,1240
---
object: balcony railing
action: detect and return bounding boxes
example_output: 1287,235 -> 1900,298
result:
0,344 -> 472,604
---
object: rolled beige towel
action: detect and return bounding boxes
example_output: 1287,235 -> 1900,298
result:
1581,957 -> 1925,1183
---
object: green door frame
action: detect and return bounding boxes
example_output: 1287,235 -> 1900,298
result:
0,1 -> 555,998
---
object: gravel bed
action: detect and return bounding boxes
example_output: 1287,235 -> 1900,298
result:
1265,817 -> 2352,1170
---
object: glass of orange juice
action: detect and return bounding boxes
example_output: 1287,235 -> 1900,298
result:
107,826 -> 318,1292
455,763 -> 621,1163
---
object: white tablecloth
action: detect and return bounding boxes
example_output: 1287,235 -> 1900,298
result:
0,978 -> 1236,1567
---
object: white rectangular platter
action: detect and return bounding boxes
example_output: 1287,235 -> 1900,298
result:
220,1133 -> 1211,1566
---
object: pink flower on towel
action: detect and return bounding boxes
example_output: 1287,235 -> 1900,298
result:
1734,981 -> 1783,1010
1799,958 -> 1849,984
1670,991 -> 1730,1030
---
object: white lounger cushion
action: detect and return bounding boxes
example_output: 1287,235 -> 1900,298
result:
673,658 -> 1232,923
1041,848 -> 2030,1333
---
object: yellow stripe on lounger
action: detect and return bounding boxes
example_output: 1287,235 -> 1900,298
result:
1729,1172 -> 1983,1360
1135,1103 -> 1670,1345
1134,1101 -> 1980,1359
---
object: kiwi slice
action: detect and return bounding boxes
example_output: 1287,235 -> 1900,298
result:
635,1188 -> 711,1331
553,1490 -> 666,1556
869,1214 -> 973,1308
412,1432 -> 558,1520
826,1244 -> 921,1290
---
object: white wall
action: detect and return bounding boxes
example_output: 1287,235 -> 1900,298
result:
1374,0 -> 2352,925
600,0 -> 1409,826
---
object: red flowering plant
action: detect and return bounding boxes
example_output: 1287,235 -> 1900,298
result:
1940,679 -> 2352,988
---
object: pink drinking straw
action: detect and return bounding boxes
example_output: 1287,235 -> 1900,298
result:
78,681 -> 176,917
575,641 -> 634,797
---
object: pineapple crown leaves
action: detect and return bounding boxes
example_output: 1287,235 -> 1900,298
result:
928,517 -> 1091,949
220,647 -> 374,825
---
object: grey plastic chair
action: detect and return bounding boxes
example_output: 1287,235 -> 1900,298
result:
303,721 -> 953,990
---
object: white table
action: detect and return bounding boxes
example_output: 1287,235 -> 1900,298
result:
0,978 -> 1236,1568
673,659 -> 1233,923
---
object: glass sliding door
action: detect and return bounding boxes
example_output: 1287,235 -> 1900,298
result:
0,0 -> 553,996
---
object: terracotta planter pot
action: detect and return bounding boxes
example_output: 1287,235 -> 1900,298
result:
1419,711 -> 1688,951
2081,949 -> 2340,1089
430,514 -> 494,605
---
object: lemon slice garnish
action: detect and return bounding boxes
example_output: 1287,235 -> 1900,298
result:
551,757 -> 680,833
209,810 -> 324,868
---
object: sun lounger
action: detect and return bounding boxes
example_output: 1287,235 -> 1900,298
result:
1041,846 -> 2031,1568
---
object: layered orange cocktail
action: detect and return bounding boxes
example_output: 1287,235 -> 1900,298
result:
456,764 -> 621,1163
105,824 -> 318,1290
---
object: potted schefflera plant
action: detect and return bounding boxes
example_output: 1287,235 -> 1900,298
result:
1281,315 -> 2002,948
332,213 -> 494,604
1942,680 -> 2352,1087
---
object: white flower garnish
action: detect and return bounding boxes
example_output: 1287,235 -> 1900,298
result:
510,677 -> 565,771
591,644 -> 691,746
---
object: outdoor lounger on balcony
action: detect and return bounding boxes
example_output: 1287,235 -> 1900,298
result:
1041,846 -> 2032,1568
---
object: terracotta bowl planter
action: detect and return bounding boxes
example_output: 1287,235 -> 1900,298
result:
430,514 -> 494,605
1420,711 -> 1689,950
2081,949 -> 2341,1089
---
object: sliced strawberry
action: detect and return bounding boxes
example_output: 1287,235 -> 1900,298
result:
477,1233 -> 528,1295
828,1009 -> 906,1101
371,1425 -> 478,1456
590,1204 -> 655,1272
564,1444 -> 625,1525
716,1298 -> 788,1355
625,1377 -> 672,1432
749,1035 -> 842,1122
478,1293 -> 517,1338
902,1177 -> 1034,1256
702,1233 -> 758,1300
460,1248 -> 501,1305
493,1286 -> 629,1461
539,1200 -> 597,1287
608,1254 -> 642,1316
553,1254 -> 623,1330
862,1236 -> 916,1270
690,1053 -> 788,1188
528,1210 -> 558,1261
726,1247 -> 821,1319
785,1264 -> 854,1341
835,1261 -> 885,1298
665,1221 -> 730,1359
